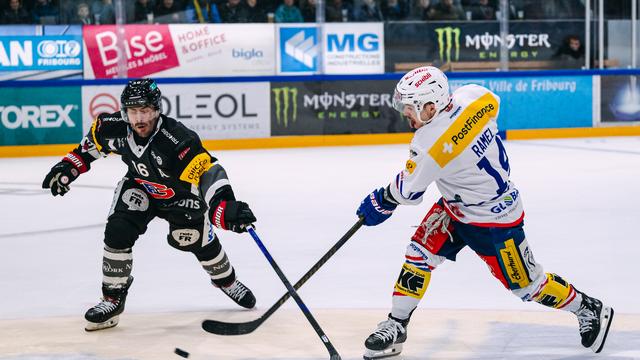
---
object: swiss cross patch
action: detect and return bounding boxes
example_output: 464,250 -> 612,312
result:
134,178 -> 175,199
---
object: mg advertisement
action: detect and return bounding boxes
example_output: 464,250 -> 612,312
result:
83,24 -> 276,79
0,87 -> 82,146
0,25 -> 83,80
82,82 -> 270,139
449,76 -> 592,129
270,80 -> 409,135
324,23 -> 384,74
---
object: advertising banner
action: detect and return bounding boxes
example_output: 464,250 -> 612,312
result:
0,25 -> 83,80
83,24 -> 276,79
270,80 -> 409,135
385,20 -> 584,71
82,82 -> 270,139
0,87 -> 82,146
449,76 -> 593,129
276,24 -> 319,75
324,23 -> 384,74
600,76 -> 640,123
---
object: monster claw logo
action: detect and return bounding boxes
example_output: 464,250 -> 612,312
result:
272,86 -> 298,127
435,27 -> 461,63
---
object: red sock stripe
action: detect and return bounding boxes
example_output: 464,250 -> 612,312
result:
392,292 -> 406,297
558,286 -> 577,309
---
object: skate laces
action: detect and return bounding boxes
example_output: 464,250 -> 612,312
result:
94,297 -> 119,314
222,280 -> 248,301
576,301 -> 598,334
372,319 -> 405,343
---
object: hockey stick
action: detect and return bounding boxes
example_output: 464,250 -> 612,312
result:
242,226 -> 343,359
202,218 -> 364,336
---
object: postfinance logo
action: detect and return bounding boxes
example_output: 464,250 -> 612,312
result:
435,27 -> 461,63
272,86 -> 298,127
280,27 -> 318,72
428,92 -> 499,168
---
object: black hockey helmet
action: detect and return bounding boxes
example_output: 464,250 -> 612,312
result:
120,78 -> 162,121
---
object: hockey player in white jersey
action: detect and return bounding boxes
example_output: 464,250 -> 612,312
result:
356,66 -> 613,359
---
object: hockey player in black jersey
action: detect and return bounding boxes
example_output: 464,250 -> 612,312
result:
42,78 -> 257,331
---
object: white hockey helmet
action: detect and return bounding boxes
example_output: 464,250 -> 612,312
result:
393,66 -> 450,122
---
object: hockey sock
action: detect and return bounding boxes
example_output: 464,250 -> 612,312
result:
531,273 -> 583,313
102,246 -> 133,290
391,262 -> 432,320
200,248 -> 235,287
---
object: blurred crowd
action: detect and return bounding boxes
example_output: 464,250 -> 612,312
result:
0,0 -> 634,25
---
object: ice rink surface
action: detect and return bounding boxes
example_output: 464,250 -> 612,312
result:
1,136 -> 639,360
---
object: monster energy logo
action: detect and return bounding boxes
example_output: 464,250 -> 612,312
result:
272,87 -> 298,127
435,27 -> 461,63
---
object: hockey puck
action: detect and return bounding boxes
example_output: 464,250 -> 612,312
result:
174,347 -> 190,358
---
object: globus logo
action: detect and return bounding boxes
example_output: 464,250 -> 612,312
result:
89,93 -> 120,119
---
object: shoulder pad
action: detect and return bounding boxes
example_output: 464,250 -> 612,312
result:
159,116 -> 200,148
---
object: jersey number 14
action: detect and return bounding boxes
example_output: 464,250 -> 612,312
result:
476,136 -> 510,196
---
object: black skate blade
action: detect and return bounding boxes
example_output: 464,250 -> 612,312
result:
85,316 -> 119,332
592,306 -> 614,353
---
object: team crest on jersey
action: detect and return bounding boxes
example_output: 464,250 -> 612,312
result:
134,178 -> 175,199
405,159 -> 417,174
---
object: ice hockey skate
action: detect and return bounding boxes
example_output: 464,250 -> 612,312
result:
363,314 -> 409,359
218,279 -> 256,309
84,277 -> 133,331
576,291 -> 614,353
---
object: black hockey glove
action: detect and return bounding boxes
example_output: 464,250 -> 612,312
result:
210,200 -> 257,233
42,153 -> 87,196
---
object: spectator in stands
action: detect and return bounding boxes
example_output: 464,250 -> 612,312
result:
245,0 -> 267,22
325,0 -> 352,21
468,0 -> 494,20
32,0 -> 59,24
553,34 -> 585,64
219,0 -> 249,22
1,0 -> 30,24
408,0 -> 433,20
155,0 -> 184,22
91,0 -> 115,24
134,0 -> 156,22
274,0 -> 303,22
185,0 -> 221,23
427,0 -> 464,20
69,2 -> 94,24
300,0 -> 315,22
353,0 -> 383,21
381,0 -> 409,20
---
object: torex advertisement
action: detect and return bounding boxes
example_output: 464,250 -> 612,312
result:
83,24 -> 276,79
270,80 -> 410,136
82,82 -> 270,139
0,86 -> 82,146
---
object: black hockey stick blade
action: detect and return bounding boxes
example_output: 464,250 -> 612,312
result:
202,218 -> 364,335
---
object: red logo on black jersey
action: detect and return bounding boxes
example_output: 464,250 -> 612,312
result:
134,178 -> 175,199
178,147 -> 190,160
